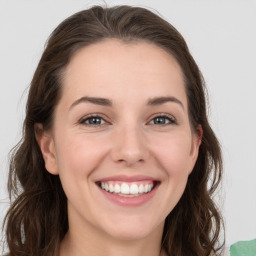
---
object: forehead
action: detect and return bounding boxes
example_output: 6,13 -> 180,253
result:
61,39 -> 187,108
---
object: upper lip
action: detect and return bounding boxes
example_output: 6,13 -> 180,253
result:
95,175 -> 159,183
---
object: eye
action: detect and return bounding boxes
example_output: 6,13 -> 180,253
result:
80,115 -> 107,126
148,114 -> 176,125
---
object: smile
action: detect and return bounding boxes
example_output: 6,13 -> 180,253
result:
99,181 -> 155,197
95,176 -> 160,207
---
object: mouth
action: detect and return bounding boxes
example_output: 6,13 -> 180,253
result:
95,175 -> 160,206
96,180 -> 158,197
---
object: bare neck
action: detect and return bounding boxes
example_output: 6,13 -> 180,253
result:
59,221 -> 165,256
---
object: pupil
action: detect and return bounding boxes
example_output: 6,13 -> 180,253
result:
89,117 -> 101,124
155,117 -> 165,124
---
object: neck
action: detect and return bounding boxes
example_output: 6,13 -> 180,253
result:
60,209 -> 165,256
60,233 -> 166,256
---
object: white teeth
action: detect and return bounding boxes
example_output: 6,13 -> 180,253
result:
130,184 -> 139,194
138,184 -> 144,193
109,184 -> 114,192
114,184 -> 121,193
121,183 -> 130,194
99,181 -> 155,196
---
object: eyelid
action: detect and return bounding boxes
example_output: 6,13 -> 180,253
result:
79,113 -> 111,125
146,113 -> 177,125
78,112 -> 177,126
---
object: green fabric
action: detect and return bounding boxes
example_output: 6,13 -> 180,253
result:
230,239 -> 256,256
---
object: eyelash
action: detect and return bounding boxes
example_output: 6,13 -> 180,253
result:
148,113 -> 177,126
79,114 -> 109,126
79,113 -> 177,127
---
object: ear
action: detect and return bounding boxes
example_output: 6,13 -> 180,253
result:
189,124 -> 203,174
35,123 -> 59,175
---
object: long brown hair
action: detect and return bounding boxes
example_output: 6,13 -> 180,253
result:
3,5 -> 224,256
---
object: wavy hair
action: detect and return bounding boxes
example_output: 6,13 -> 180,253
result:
3,5 -> 224,256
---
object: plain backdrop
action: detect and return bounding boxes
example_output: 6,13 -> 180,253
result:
0,0 -> 256,251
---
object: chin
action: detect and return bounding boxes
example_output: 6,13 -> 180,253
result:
99,214 -> 163,241
106,226 -> 155,241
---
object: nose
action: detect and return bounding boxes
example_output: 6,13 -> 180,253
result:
111,124 -> 149,166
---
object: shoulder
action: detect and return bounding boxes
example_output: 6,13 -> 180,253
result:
230,239 -> 256,256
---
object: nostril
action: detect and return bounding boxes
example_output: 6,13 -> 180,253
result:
111,132 -> 149,165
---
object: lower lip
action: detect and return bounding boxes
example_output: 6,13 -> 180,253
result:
97,184 -> 159,207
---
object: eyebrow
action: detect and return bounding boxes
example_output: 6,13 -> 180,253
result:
69,96 -> 184,110
69,96 -> 112,110
147,96 -> 184,109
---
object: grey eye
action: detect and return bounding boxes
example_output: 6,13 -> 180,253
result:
153,117 -> 168,124
82,116 -> 106,125
149,115 -> 176,125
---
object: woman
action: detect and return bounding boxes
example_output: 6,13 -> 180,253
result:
3,5 -> 224,256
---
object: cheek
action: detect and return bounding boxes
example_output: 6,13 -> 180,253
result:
54,134 -> 109,209
152,133 -> 193,175
55,134 -> 106,179
151,133 -> 193,212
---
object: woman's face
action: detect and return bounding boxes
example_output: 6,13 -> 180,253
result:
39,39 -> 201,241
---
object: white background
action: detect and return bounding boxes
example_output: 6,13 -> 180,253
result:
0,0 -> 256,251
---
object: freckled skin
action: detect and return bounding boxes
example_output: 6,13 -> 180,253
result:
38,40 -> 201,256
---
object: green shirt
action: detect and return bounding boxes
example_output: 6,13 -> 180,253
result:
230,239 -> 256,256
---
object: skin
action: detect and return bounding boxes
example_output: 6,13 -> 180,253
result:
37,39 -> 202,256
